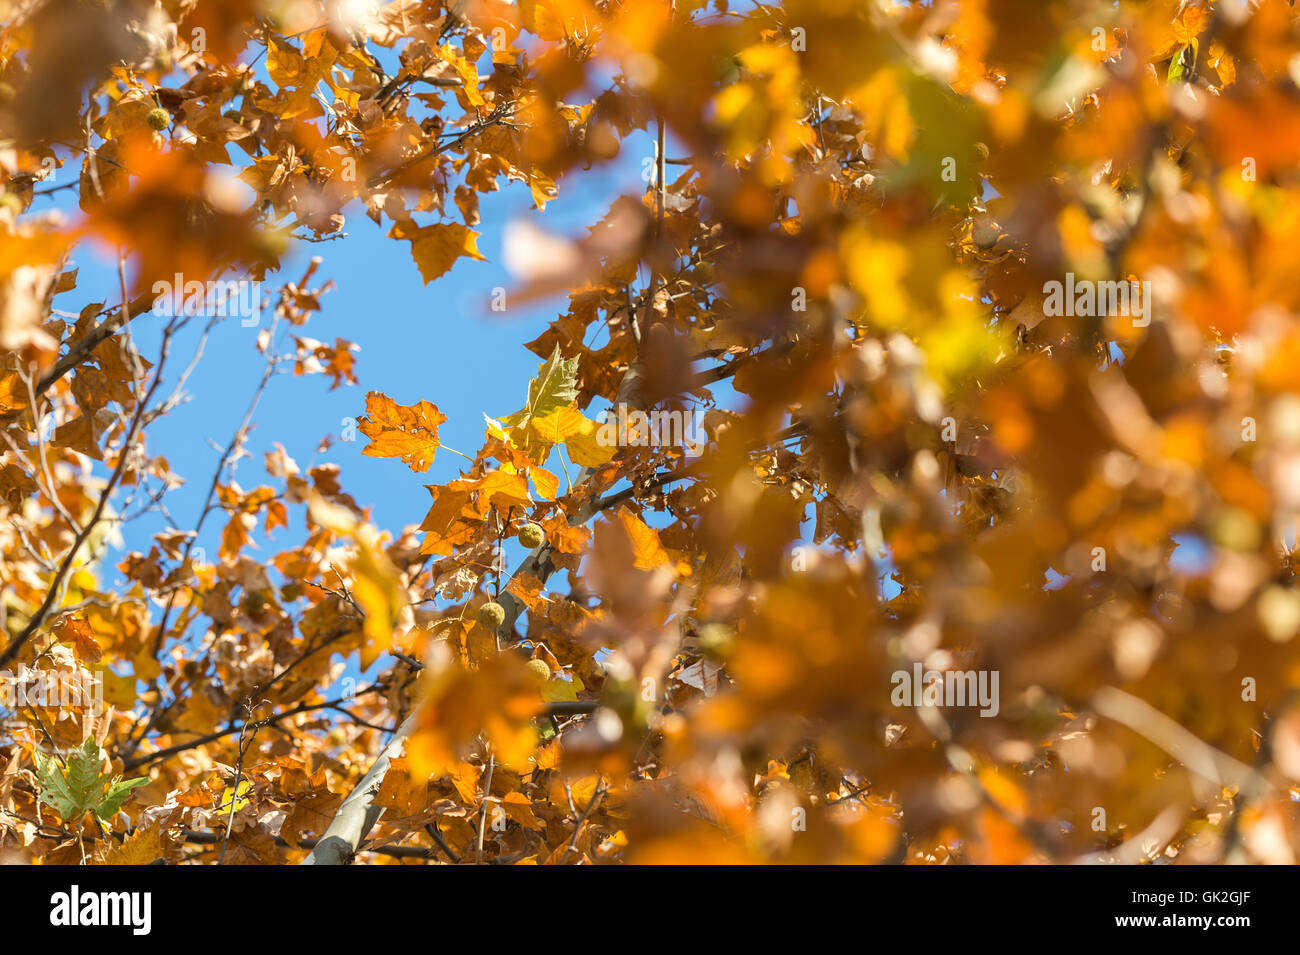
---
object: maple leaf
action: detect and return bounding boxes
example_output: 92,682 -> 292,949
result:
357,391 -> 448,473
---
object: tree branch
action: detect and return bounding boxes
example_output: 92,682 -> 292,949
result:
2,294 -> 157,424
0,321 -> 170,668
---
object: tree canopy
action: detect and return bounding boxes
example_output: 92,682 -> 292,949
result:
3,0 -> 1300,865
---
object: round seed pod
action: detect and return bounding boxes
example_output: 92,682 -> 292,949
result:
517,522 -> 546,549
478,600 -> 506,630
526,658 -> 552,685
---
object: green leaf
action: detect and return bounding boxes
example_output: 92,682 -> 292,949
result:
1168,41 -> 1197,84
96,776 -> 150,820
35,737 -> 147,823
501,346 -> 579,431
67,736 -> 104,802
35,751 -> 83,820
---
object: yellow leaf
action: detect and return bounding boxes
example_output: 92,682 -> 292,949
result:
527,403 -> 615,467
267,36 -> 308,87
447,761 -> 481,804
389,221 -> 486,285
92,665 -> 137,709
500,790 -> 543,830
613,507 -> 670,569
305,491 -> 406,666
541,672 -> 582,703
221,779 -> 253,814
535,739 -> 562,771
563,427 -> 616,467
568,774 -> 602,812
439,44 -> 485,107
530,406 -> 592,445
133,645 -> 161,682
483,415 -> 513,444
476,470 -> 534,511
98,821 -> 163,865
350,540 -> 405,668
530,466 -> 559,501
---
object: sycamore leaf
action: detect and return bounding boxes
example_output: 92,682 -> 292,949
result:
541,671 -> 583,703
36,738 -> 147,822
530,466 -> 559,501
280,790 -> 342,847
350,540 -> 407,669
358,391 -> 447,473
96,775 -> 150,820
34,752 -> 82,821
501,346 -> 579,434
475,469 -> 534,511
564,426 -> 616,467
613,507 -> 671,570
389,221 -> 486,284
530,405 -> 591,445
306,491 -> 407,667
530,405 -> 616,468
219,778 -> 253,814
98,821 -> 163,865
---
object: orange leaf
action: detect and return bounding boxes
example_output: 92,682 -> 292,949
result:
358,391 -> 447,473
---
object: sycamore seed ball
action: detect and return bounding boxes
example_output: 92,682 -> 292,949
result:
478,600 -> 506,630
526,658 -> 552,684
972,224 -> 999,251
517,522 -> 546,549
147,107 -> 171,131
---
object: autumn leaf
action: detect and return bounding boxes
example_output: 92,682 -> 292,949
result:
389,221 -> 487,285
98,821 -> 163,865
357,391 -> 448,473
280,790 -> 343,848
610,506 -> 670,570
54,617 -> 102,663
529,404 -> 616,467
35,737 -> 148,823
501,345 -> 580,434
307,491 -> 407,667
